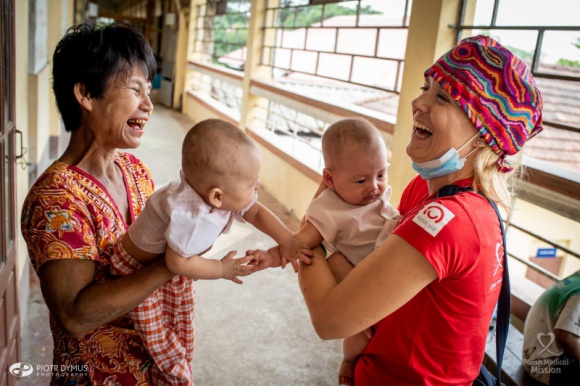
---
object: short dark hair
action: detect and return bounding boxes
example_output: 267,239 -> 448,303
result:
52,21 -> 156,132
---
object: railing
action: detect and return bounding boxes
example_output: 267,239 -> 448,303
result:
506,220 -> 579,283
187,60 -> 395,179
249,78 -> 395,133
504,208 -> 579,321
187,60 -> 243,121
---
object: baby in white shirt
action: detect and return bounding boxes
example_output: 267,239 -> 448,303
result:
250,117 -> 400,385
122,118 -> 310,280
113,119 -> 311,383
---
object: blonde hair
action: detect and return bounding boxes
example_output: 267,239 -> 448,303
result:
472,146 -> 524,212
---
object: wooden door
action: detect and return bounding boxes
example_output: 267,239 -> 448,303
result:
0,0 -> 22,385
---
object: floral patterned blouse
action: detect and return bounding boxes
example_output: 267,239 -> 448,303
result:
21,152 -> 155,386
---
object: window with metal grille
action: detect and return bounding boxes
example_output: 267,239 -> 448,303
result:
248,0 -> 410,172
261,0 -> 411,111
193,0 -> 251,70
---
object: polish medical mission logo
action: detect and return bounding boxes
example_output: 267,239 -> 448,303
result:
9,362 -> 34,377
536,332 -> 563,356
413,202 -> 455,236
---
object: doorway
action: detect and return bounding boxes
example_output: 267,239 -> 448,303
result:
0,0 -> 22,384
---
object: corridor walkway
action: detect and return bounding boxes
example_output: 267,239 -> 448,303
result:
21,99 -> 342,385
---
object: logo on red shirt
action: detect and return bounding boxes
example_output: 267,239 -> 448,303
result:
412,202 -> 455,236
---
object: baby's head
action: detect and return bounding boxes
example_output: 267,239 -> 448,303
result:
182,119 -> 261,211
322,117 -> 388,206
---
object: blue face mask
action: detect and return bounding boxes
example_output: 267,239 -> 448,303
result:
412,133 -> 480,180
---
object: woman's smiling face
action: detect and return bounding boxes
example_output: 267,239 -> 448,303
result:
406,76 -> 480,164
84,65 -> 153,150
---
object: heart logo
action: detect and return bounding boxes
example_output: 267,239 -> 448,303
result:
536,332 -> 561,355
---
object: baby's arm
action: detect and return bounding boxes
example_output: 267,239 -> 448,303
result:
294,220 -> 324,248
326,253 -> 354,283
165,247 -> 254,284
120,232 -> 162,265
243,201 -> 312,270
295,223 -> 357,283
249,220 -> 324,272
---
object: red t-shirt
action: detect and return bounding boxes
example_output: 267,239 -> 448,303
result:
354,176 -> 503,385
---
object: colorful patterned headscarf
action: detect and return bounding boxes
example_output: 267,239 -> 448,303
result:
425,35 -> 543,172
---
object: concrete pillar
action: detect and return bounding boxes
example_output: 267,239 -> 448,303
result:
173,7 -> 190,110
239,0 -> 271,130
182,0 -> 200,113
388,0 -> 472,205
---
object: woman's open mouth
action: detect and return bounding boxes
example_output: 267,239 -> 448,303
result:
413,121 -> 433,138
127,118 -> 147,132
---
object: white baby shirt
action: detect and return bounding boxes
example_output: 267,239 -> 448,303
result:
128,170 -> 257,257
305,187 -> 400,266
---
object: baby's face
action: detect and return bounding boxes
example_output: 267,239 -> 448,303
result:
220,151 -> 261,212
329,145 -> 388,206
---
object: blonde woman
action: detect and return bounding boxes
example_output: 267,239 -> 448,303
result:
296,35 -> 543,385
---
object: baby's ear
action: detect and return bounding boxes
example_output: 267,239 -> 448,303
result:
322,168 -> 334,189
207,187 -> 223,208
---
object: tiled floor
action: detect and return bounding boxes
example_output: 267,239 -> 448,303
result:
21,99 -> 342,385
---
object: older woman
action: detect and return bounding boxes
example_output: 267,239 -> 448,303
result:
298,36 -> 543,385
21,22 -> 176,385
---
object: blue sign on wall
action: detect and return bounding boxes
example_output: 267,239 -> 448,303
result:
536,248 -> 557,258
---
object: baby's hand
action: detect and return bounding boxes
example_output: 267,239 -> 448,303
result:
280,238 -> 313,273
220,251 -> 255,284
246,249 -> 278,272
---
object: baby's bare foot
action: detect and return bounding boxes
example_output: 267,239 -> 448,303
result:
338,359 -> 354,385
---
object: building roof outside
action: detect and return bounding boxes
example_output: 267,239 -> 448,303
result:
216,14 -> 580,175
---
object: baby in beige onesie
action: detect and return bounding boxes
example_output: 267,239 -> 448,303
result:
250,117 -> 400,385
